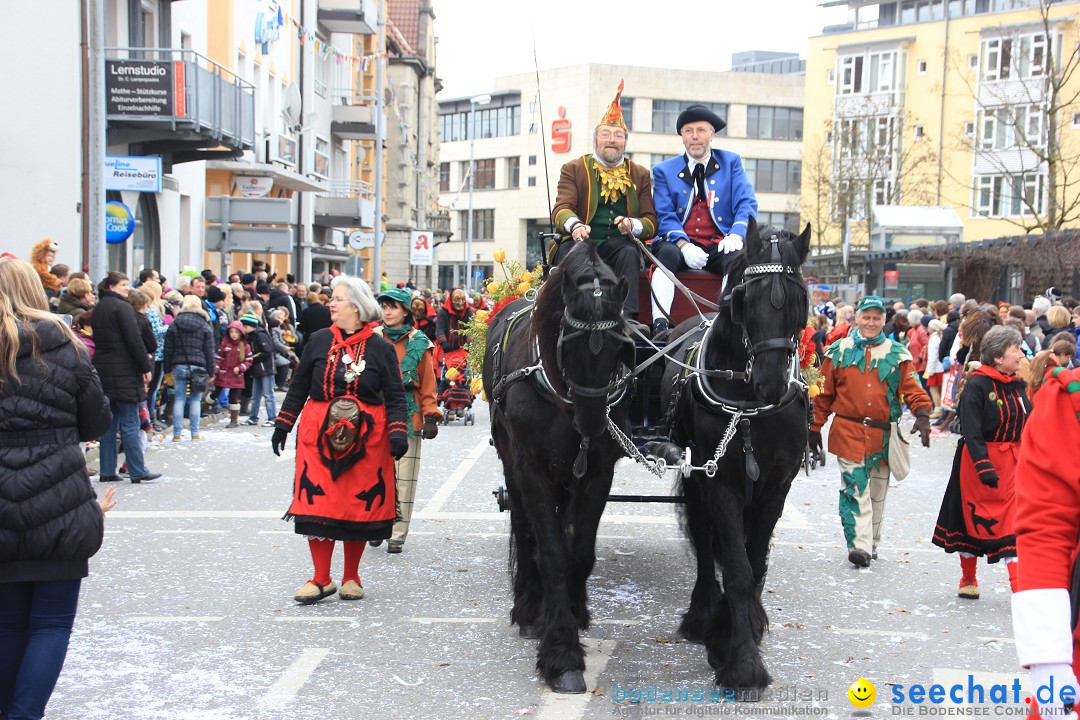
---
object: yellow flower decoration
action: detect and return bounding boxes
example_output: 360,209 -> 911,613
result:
470,378 -> 484,396
493,248 -> 506,263
595,163 -> 633,204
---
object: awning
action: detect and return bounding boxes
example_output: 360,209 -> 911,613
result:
206,160 -> 328,193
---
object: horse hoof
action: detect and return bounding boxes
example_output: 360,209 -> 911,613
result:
706,648 -> 721,670
550,670 -> 587,694
518,624 -> 540,639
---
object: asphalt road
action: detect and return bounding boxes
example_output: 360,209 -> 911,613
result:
47,399 -> 1035,720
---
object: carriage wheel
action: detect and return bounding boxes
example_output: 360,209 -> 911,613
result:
465,409 -> 474,425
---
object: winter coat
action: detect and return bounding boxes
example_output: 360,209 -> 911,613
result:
908,323 -> 929,373
925,332 -> 945,376
0,320 -> 112,582
163,310 -> 216,373
435,297 -> 474,353
214,322 -> 251,390
91,289 -> 153,403
146,307 -> 167,362
271,325 -> 292,368
57,294 -> 92,322
246,327 -> 276,377
939,319 -> 960,362
298,303 -> 331,336
135,312 -> 156,358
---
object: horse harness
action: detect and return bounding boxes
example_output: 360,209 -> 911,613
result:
667,235 -> 808,502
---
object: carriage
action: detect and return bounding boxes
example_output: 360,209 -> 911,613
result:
482,220 -> 814,696
437,348 -> 476,425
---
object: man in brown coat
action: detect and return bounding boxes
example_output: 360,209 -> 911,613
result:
551,80 -> 657,328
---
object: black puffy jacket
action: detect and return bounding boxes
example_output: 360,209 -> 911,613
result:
92,289 -> 153,402
0,320 -> 112,582
163,310 -> 215,373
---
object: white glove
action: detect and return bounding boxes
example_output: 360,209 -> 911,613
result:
680,242 -> 708,270
720,233 -> 744,254
1030,663 -> 1080,718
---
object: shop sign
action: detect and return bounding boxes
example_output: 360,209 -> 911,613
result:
104,156 -> 162,193
410,231 -> 433,266
551,106 -> 571,153
105,201 -> 135,244
236,176 -> 274,197
106,60 -> 184,117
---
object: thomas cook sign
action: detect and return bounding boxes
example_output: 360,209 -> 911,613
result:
106,60 -> 186,117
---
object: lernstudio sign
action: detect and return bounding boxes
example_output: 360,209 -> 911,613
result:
105,60 -> 185,118
105,156 -> 161,193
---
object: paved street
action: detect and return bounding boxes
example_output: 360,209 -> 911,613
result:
51,399 -> 1032,720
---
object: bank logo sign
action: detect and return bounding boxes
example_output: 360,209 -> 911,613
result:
105,156 -> 161,193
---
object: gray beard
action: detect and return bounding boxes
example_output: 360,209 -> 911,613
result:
593,151 -> 623,167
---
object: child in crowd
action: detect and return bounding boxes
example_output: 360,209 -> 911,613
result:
240,312 -> 277,427
212,321 -> 252,428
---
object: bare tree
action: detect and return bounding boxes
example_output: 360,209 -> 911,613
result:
943,0 -> 1080,232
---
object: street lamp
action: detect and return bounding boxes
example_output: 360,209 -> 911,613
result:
466,93 -> 491,291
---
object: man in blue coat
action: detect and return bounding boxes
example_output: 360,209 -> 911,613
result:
649,104 -> 757,336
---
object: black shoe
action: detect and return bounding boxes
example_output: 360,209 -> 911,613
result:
848,548 -> 872,568
872,546 -> 879,560
652,318 -> 671,340
387,544 -> 403,554
99,475 -> 123,482
130,472 -> 162,484
368,539 -> 383,547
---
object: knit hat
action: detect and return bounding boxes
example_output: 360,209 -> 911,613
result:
239,311 -> 261,326
855,296 -> 885,313
256,282 -> 272,295
206,285 -> 226,303
597,79 -> 627,130
1046,286 -> 1063,303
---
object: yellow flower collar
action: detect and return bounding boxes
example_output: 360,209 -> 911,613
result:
593,161 -> 633,204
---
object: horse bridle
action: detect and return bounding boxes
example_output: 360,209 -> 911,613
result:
725,235 -> 807,379
555,278 -> 635,398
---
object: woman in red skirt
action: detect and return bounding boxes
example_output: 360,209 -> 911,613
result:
271,276 -> 409,604
933,325 -> 1031,599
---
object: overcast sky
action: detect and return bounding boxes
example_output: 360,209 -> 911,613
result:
432,1 -> 850,100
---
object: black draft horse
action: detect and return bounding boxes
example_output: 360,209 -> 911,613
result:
660,217 -> 811,693
483,242 -> 635,694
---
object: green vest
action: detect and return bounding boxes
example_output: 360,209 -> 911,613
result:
590,194 -> 629,244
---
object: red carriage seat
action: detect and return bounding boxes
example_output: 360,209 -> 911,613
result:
636,269 -> 725,327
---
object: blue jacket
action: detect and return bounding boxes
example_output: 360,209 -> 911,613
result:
651,149 -> 757,244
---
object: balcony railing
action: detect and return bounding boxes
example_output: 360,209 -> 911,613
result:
426,213 -> 452,233
322,180 -> 375,198
105,47 -> 254,152
318,0 -> 376,34
834,90 -> 905,118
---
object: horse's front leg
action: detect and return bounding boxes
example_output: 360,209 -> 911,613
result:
508,478 -> 543,639
742,477 -> 792,644
564,460 -> 615,631
678,470 -> 721,644
709,481 -> 771,692
519,462 -> 588,693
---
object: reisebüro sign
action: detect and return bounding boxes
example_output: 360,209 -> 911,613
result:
104,156 -> 162,193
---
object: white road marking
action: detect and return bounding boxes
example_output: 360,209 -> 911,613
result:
833,627 -> 927,639
126,616 -> 224,623
258,530 -> 294,535
593,619 -> 641,626
273,617 -> 357,623
771,539 -> 941,554
153,529 -> 229,534
405,617 -> 499,624
420,437 -> 490,514
109,510 -> 280,518
535,638 -> 615,720
257,647 -> 330,710
930,668 -> 1029,705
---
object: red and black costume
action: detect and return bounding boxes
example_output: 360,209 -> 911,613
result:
1011,368 -> 1080,689
276,323 -> 408,542
933,365 -> 1031,561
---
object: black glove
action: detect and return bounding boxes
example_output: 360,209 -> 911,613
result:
422,417 -> 439,440
808,429 -> 823,456
271,427 -> 289,456
910,412 -> 932,448
390,434 -> 409,460
978,467 -> 1000,489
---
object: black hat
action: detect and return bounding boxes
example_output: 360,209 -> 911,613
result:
676,104 -> 726,133
256,282 -> 272,295
206,285 -> 226,303
241,273 -> 256,285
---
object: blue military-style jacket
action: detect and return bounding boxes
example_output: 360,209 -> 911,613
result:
651,149 -> 757,244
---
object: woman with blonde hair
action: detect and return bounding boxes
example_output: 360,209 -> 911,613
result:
57,277 -> 95,322
0,257 -> 113,719
1027,338 -> 1077,400
162,295 -> 215,442
139,280 -> 168,428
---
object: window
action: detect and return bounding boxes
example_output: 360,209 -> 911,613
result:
828,68 -> 836,83
1072,112 -> 1080,128
747,106 -> 803,140
980,33 -> 1048,82
472,158 -> 495,189
528,155 -> 537,166
313,137 -> 330,178
965,121 -> 975,136
743,159 -> 801,194
652,100 -> 727,135
507,156 -> 520,189
439,162 -> 450,192
838,50 -> 902,95
650,153 -> 678,167
458,209 -> 495,240
620,96 -> 634,132
914,125 -> 925,140
527,177 -> 537,187
978,104 -> 1047,150
757,212 -> 801,233
438,104 -> 521,142
969,54 -> 979,69
917,60 -> 928,75
973,173 -> 1045,216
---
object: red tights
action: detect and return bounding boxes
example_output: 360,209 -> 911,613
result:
307,538 -> 365,586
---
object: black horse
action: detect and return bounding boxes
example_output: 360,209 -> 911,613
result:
660,217 -> 811,693
483,242 -> 635,694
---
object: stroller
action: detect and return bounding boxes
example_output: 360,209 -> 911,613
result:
438,349 -> 475,425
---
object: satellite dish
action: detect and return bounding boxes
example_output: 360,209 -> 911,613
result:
282,82 -> 302,128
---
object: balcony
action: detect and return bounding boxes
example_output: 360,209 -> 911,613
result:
426,213 -> 452,235
318,0 -> 376,34
833,89 -> 905,118
105,48 -> 254,162
315,180 -> 375,228
331,90 -> 377,140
